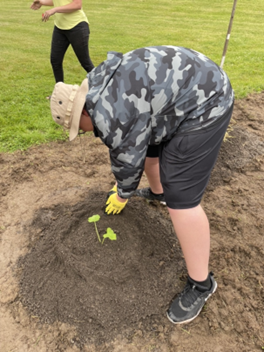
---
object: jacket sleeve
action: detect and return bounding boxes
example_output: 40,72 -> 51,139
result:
109,110 -> 152,199
92,82 -> 152,197
94,89 -> 152,198
87,51 -> 153,198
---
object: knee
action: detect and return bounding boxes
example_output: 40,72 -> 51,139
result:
50,54 -> 62,68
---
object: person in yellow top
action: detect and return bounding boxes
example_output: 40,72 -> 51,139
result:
31,0 -> 94,87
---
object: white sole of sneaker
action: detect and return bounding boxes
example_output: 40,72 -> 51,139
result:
166,281 -> 218,325
145,199 -> 166,206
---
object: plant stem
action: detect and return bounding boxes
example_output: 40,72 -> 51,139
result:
94,223 -> 101,243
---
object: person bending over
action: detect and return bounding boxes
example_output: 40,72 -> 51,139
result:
50,45 -> 234,325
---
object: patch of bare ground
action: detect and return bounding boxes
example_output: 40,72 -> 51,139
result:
0,92 -> 263,352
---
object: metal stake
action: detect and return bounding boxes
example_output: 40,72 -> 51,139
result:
220,0 -> 238,68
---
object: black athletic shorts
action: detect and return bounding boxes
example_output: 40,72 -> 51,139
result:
147,103 -> 234,209
146,144 -> 160,158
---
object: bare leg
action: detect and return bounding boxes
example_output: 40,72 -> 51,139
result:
144,157 -> 163,194
144,158 -> 211,280
168,204 -> 210,281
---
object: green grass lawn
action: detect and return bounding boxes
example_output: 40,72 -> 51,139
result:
0,0 -> 263,152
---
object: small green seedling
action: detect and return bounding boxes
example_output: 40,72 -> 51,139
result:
88,214 -> 101,243
102,227 -> 117,244
88,215 -> 117,245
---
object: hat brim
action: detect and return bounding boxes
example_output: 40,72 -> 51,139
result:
69,78 -> 89,141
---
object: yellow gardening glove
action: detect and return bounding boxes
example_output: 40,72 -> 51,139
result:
109,184 -> 117,194
106,184 -> 117,201
105,193 -> 128,215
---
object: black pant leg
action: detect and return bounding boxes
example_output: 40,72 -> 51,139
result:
67,22 -> 94,73
50,26 -> 70,83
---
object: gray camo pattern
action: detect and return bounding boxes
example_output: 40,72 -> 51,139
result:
85,46 -> 234,198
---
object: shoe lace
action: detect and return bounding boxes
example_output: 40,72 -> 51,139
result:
180,281 -> 203,307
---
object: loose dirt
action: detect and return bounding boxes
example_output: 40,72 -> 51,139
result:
0,92 -> 263,352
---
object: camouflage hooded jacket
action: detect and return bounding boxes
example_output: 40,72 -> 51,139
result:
85,46 -> 234,199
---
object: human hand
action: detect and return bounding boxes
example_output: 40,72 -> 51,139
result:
31,0 -> 42,10
41,8 -> 55,21
105,193 -> 128,215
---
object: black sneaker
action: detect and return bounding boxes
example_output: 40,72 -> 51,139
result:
134,187 -> 166,204
167,272 -> 217,324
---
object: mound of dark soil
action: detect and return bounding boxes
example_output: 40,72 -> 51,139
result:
18,193 -> 184,345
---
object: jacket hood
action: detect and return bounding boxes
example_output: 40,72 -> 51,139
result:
86,51 -> 123,118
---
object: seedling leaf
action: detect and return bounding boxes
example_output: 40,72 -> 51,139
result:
88,215 -> 100,223
88,214 -> 101,242
102,227 -> 117,244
